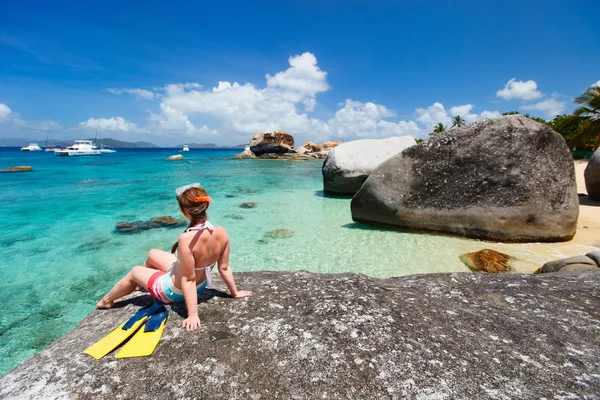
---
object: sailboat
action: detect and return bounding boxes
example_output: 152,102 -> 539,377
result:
95,123 -> 116,154
44,129 -> 60,152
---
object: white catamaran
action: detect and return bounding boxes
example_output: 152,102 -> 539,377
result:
55,140 -> 101,156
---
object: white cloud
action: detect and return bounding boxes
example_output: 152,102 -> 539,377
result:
326,99 -> 419,139
521,98 -> 566,118
449,104 -> 478,123
107,88 -> 156,100
148,104 -> 216,136
480,110 -> 501,119
0,103 -> 12,121
496,78 -> 543,101
416,102 -> 453,130
265,52 -> 329,111
79,117 -> 138,132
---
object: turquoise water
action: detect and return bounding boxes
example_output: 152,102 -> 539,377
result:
0,147 -> 595,376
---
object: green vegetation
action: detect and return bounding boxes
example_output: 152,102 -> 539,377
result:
430,123 -> 447,136
451,115 -> 466,129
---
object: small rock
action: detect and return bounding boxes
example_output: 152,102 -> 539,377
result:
459,249 -> 513,273
264,229 -> 295,239
1,165 -> 33,172
115,216 -> 187,234
166,155 -> 184,161
224,214 -> 245,220
534,255 -> 598,274
240,202 -> 259,209
586,251 -> 600,267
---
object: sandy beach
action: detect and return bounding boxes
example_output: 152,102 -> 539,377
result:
573,160 -> 600,247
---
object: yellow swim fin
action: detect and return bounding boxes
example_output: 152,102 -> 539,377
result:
115,308 -> 169,358
83,302 -> 164,360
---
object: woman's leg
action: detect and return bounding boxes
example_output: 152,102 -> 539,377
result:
97,266 -> 158,309
144,249 -> 176,272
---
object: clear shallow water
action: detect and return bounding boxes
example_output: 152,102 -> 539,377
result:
0,147 -> 596,376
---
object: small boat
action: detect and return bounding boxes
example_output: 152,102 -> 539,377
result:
43,129 -> 58,151
55,140 -> 101,156
45,147 -> 60,152
182,145 -> 190,152
21,143 -> 43,151
98,144 -> 116,154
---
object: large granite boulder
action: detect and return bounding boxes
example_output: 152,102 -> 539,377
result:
249,131 -> 294,156
2,271 -> 600,399
322,136 -> 417,194
352,116 -> 579,242
322,141 -> 342,151
584,148 -> 600,200
302,141 -> 322,153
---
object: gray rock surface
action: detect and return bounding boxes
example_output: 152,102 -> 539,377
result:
584,149 -> 600,200
352,116 -> 579,242
536,255 -> 598,274
587,251 -> 600,267
323,136 -> 416,194
2,270 -> 600,399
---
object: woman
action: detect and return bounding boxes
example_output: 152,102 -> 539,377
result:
96,183 -> 252,332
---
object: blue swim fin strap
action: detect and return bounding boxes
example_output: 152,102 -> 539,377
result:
122,302 -> 163,330
144,309 -> 168,332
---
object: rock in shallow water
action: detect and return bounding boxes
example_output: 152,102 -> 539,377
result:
1,165 -> 33,172
459,249 -> 513,273
534,255 -> 598,274
166,154 -> 184,161
351,115 -> 579,242
322,136 -> 417,195
2,270 -> 599,399
115,216 -> 187,234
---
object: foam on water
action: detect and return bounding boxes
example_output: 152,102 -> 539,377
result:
0,147 -> 596,375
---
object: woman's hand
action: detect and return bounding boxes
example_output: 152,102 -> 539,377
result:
234,290 -> 253,298
182,315 -> 201,332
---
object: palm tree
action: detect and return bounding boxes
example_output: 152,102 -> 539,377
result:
572,84 -> 600,147
431,123 -> 447,135
451,115 -> 466,129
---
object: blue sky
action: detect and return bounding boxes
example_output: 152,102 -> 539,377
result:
1,0 -> 599,146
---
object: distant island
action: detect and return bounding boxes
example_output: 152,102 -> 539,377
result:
0,138 -> 247,148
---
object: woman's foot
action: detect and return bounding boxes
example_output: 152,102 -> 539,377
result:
96,296 -> 114,309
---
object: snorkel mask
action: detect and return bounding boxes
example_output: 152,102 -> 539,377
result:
175,182 -> 212,215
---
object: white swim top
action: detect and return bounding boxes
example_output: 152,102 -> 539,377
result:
175,220 -> 216,288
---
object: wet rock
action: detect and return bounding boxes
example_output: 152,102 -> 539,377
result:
166,155 -> 184,161
352,116 -> 579,242
1,165 -> 33,172
258,153 -> 310,160
323,136 -> 416,194
249,131 -> 294,156
223,214 -> 245,220
459,249 -> 513,273
259,229 -> 295,244
534,255 -> 598,274
114,216 -> 187,234
584,149 -> 600,201
2,271 -> 600,399
240,202 -> 259,208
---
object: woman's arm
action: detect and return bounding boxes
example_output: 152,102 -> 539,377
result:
178,233 -> 201,332
218,238 -> 252,298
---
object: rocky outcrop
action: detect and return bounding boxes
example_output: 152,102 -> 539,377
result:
115,216 -> 187,234
459,249 -> 513,273
258,153 -> 311,160
232,148 -> 256,159
302,141 -> 322,153
249,131 -> 294,156
584,148 -> 600,200
322,141 -> 342,151
166,155 -> 184,161
323,136 -> 416,194
2,270 -> 600,399
352,116 -> 579,242
1,165 -> 32,172
587,250 -> 600,266
534,255 -> 599,274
